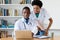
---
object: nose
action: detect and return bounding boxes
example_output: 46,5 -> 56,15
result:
25,13 -> 28,16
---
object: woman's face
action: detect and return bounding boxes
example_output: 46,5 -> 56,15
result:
33,5 -> 41,13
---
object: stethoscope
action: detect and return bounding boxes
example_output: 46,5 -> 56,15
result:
23,21 -> 32,29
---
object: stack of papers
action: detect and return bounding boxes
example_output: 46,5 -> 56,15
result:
33,35 -> 51,39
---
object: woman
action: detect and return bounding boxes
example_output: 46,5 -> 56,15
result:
30,0 -> 53,36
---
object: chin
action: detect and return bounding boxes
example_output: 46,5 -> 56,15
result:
34,12 -> 38,13
25,17 -> 29,18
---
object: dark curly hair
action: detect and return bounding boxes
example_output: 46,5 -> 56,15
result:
32,0 -> 43,8
23,6 -> 30,12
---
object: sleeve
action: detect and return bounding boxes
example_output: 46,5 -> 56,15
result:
32,26 -> 38,35
43,9 -> 51,20
42,8 -> 51,29
14,21 -> 20,31
31,20 -> 38,35
14,21 -> 20,40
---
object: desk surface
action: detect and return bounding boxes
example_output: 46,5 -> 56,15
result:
33,36 -> 60,40
0,36 -> 60,40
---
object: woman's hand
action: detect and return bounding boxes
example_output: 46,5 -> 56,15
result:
44,29 -> 48,36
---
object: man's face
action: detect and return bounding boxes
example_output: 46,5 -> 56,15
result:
22,9 -> 30,18
33,5 -> 41,13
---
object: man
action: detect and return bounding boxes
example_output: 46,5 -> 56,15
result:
30,0 -> 53,36
14,7 -> 38,35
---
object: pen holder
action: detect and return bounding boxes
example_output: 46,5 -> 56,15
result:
50,32 -> 54,40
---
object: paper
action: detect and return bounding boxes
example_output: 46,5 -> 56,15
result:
33,35 -> 51,39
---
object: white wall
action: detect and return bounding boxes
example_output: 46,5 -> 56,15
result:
49,30 -> 60,36
41,0 -> 60,29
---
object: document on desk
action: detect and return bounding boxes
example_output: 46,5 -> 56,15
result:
33,35 -> 51,39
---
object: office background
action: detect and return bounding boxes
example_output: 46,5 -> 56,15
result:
0,0 -> 60,38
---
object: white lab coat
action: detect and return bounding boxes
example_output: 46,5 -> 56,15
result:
14,18 -> 38,35
30,8 -> 51,29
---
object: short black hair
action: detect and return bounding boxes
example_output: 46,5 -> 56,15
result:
32,0 -> 43,8
23,6 -> 30,12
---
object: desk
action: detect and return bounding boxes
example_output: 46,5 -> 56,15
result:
0,36 -> 60,40
0,37 -> 13,40
33,36 -> 60,40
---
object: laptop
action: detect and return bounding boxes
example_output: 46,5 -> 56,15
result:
15,30 -> 33,40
